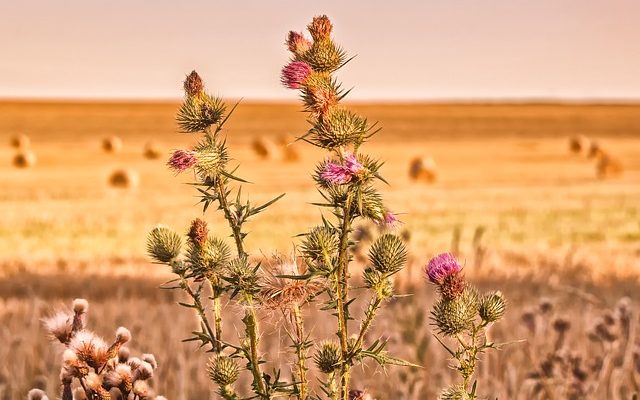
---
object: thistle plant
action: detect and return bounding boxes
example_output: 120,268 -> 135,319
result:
426,253 -> 506,399
38,298 -> 163,400
146,15 -> 414,400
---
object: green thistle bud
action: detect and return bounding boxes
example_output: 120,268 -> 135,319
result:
177,92 -> 226,133
193,141 -> 229,181
439,385 -> 471,400
146,226 -> 182,263
188,237 -> 231,280
479,291 -> 506,323
363,268 -> 393,299
226,258 -> 260,297
431,287 -> 479,336
208,355 -> 239,386
303,39 -> 345,72
314,341 -> 341,373
368,234 -> 407,275
301,71 -> 339,115
301,226 -> 338,263
308,108 -> 368,150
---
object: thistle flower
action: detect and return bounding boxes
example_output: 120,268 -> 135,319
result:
69,331 -> 109,369
344,152 -> 364,174
167,149 -> 197,173
439,272 -> 466,300
184,70 -> 204,97
261,256 -> 324,311
281,61 -> 312,89
314,341 -> 341,373
309,108 -> 368,149
187,218 -> 208,246
308,15 -> 333,41
426,253 -> 462,285
378,211 -> 400,227
147,226 -> 182,263
321,162 -> 352,185
208,355 -> 240,386
431,288 -> 479,336
479,291 -> 506,322
286,31 -> 312,57
368,233 -> 407,275
42,311 -> 74,344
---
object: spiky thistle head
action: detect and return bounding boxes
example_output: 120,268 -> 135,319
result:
261,254 -> 324,310
147,226 -> 182,263
431,287 -> 479,336
208,355 -> 240,386
176,92 -> 226,133
184,70 -> 204,97
314,341 -> 341,373
363,267 -> 394,299
193,140 -> 229,181
69,330 -> 110,369
225,258 -> 260,298
308,108 -> 368,150
439,385 -> 471,400
303,38 -> 345,72
368,233 -> 407,275
308,15 -> 333,41
167,149 -> 197,173
187,236 -> 231,280
426,253 -> 462,285
301,71 -> 339,115
300,226 -> 339,266
439,272 -> 466,300
187,218 -> 208,246
286,31 -> 312,58
479,291 -> 506,323
281,61 -> 313,89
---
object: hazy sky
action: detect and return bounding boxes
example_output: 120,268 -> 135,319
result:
1,0 -> 639,100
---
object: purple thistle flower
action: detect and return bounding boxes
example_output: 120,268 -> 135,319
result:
281,61 -> 312,89
167,150 -> 197,173
426,253 -> 462,285
381,211 -> 400,227
321,162 -> 352,185
344,153 -> 364,174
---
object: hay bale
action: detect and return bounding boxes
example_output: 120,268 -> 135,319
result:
10,134 -> 30,149
143,141 -> 161,159
277,135 -> 300,162
568,135 -> 589,154
13,150 -> 37,168
409,156 -> 437,183
587,141 -> 602,159
595,152 -> 622,179
108,168 -> 139,189
251,136 -> 277,160
102,136 -> 123,153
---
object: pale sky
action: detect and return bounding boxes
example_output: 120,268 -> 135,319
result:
1,0 -> 639,100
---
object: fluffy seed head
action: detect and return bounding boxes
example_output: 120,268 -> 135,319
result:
72,299 -> 89,314
479,291 -> 506,322
133,380 -> 150,397
62,349 -> 78,365
281,61 -> 313,89
167,150 -> 197,173
141,354 -> 158,370
261,256 -> 324,310
314,341 -> 341,373
426,253 -> 462,285
147,226 -> 182,263
27,389 -> 49,400
308,15 -> 333,41
133,361 -> 154,381
42,311 -> 74,344
118,346 -> 130,362
208,355 -> 239,386
286,31 -> 312,57
183,70 -> 204,97
69,330 -> 109,369
431,287 -> 479,336
115,327 -> 131,344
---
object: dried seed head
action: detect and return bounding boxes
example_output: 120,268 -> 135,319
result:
538,297 -> 554,314
69,330 -> 109,369
187,218 -> 208,246
85,372 -> 102,391
133,361 -> 154,381
286,31 -> 312,57
261,257 -> 324,310
133,380 -> 150,398
72,299 -> 89,314
167,149 -> 197,173
147,226 -> 182,263
141,354 -> 158,370
127,357 -> 142,370
208,355 -> 240,386
183,70 -> 204,97
308,15 -> 333,41
521,310 -> 537,333
115,327 -> 131,344
62,349 -> 78,365
42,311 -> 74,344
431,287 -> 479,336
281,61 -> 313,89
27,389 -> 49,400
314,341 -> 342,373
439,272 -> 466,300
426,253 -> 462,285
118,346 -> 130,362
368,233 -> 407,275
479,291 -> 506,322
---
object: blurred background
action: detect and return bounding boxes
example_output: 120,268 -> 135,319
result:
2,1 -> 639,399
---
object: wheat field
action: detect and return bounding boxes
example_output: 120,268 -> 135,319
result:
2,101 -> 640,399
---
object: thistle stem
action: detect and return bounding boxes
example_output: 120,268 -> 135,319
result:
242,294 -> 268,398
181,277 -> 218,352
213,291 -> 223,353
292,304 -> 308,400
352,296 -> 383,356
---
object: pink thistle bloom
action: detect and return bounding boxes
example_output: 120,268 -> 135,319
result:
167,150 -> 197,173
426,253 -> 462,285
281,61 -> 313,89
286,31 -> 312,56
321,162 -> 352,185
344,153 -> 364,174
381,211 -> 400,227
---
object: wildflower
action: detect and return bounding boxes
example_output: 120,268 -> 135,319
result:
308,15 -> 333,41
42,311 -> 74,344
426,253 -> 462,285
147,225 -> 182,263
320,152 -> 364,185
208,355 -> 240,386
286,31 -> 312,57
378,210 -> 400,227
431,288 -> 479,336
184,70 -> 204,97
187,218 -> 208,246
69,330 -> 109,369
167,149 -> 197,173
281,61 -> 312,89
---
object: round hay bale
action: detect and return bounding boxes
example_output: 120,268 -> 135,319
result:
13,150 -> 37,168
102,136 -> 123,153
587,141 -> 602,159
409,156 -> 437,183
595,152 -> 623,179
277,135 -> 300,162
108,168 -> 139,189
568,135 -> 589,154
251,136 -> 277,160
143,141 -> 162,159
10,134 -> 30,149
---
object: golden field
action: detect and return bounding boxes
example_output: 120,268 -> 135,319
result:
2,101 -> 640,399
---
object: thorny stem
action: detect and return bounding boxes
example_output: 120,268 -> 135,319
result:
243,294 -> 268,398
352,296 -> 383,357
213,293 -> 223,353
327,370 -> 339,400
180,276 -> 218,352
292,304 -> 309,400
215,177 -> 246,259
336,194 -> 354,400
